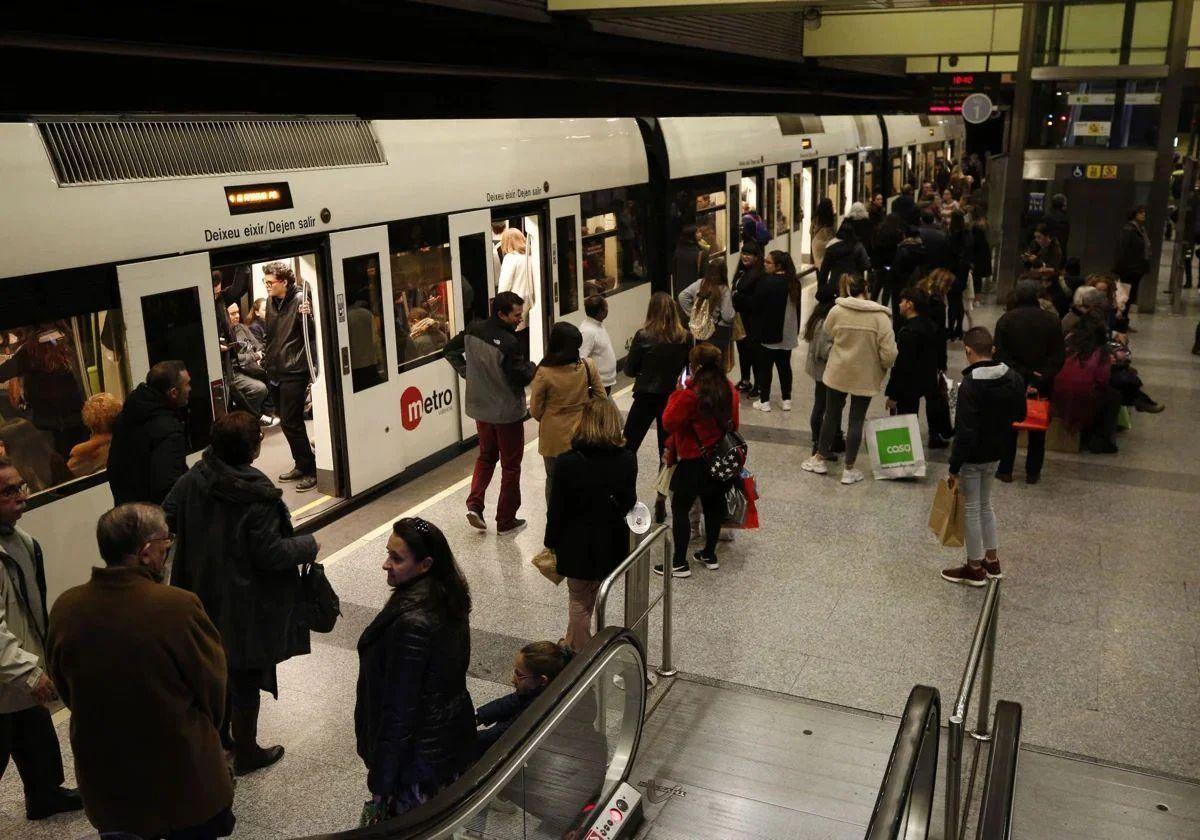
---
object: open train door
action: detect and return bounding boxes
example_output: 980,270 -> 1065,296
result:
448,209 -> 497,443
725,169 -> 741,279
117,253 -> 226,461
549,195 -> 585,330
327,226 -> 407,495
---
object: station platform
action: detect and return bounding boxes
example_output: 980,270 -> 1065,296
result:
3,296 -> 1198,839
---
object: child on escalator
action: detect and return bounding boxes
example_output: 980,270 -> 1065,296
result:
475,641 -> 573,758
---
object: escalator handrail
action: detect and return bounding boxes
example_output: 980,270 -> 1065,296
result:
976,700 -> 1022,840
864,684 -> 942,840
299,626 -> 647,840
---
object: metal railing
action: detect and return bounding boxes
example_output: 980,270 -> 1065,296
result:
977,700 -> 1023,840
945,577 -> 1002,840
596,522 -> 676,678
864,685 -> 941,840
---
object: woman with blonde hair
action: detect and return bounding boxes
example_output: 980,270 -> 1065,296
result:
67,392 -> 123,477
623,292 -> 690,458
497,227 -> 535,334
545,397 -> 637,650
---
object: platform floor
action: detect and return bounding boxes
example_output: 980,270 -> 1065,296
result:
3,290 -> 1198,839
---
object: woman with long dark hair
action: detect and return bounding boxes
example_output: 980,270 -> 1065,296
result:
750,250 -> 801,411
623,292 -> 690,458
678,256 -> 735,352
530,322 -> 603,503
945,210 -> 973,340
656,343 -> 739,578
731,239 -> 766,395
355,518 -> 475,823
810,198 -> 837,268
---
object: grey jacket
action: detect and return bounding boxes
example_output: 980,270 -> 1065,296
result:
445,316 -> 535,425
804,316 -> 834,381
0,526 -> 48,713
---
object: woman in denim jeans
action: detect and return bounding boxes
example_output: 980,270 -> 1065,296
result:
941,327 -> 1027,587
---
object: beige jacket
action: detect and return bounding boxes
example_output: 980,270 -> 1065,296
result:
530,359 -> 604,457
0,526 -> 47,713
811,225 -> 835,268
821,297 -> 899,397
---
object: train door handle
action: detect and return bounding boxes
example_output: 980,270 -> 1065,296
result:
341,347 -> 350,375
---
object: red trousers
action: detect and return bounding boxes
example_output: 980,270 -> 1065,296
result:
466,420 -> 524,527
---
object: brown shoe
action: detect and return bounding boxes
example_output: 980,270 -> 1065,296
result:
995,472 -> 1013,483
982,558 -> 1003,579
941,563 -> 987,587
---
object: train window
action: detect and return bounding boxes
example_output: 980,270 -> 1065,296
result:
775,175 -> 789,238
342,254 -> 389,393
766,178 -> 776,238
727,186 -> 738,250
555,215 -> 579,316
792,171 -> 803,233
0,304 -> 128,498
141,288 -> 212,452
580,185 -> 649,297
388,215 -> 455,371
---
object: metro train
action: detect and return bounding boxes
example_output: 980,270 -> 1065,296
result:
0,112 -> 963,600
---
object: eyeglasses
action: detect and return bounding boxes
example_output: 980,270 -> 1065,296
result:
0,483 -> 29,500
263,278 -> 285,287
145,533 -> 176,546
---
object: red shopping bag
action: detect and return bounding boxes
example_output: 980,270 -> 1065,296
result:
1013,395 -> 1050,432
727,471 -> 759,530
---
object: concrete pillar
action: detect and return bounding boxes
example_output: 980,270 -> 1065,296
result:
996,2 -> 1040,302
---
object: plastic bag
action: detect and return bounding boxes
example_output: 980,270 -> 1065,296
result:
531,547 -> 563,586
865,414 -> 927,479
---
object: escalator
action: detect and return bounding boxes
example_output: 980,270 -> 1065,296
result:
304,627 -> 649,840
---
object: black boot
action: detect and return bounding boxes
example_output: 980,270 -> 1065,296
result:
653,495 -> 667,524
232,705 -> 284,776
26,787 -> 83,820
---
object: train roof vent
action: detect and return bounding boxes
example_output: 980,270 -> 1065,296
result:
34,117 -> 385,186
777,115 -> 824,136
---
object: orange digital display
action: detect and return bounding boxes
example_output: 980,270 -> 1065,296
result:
224,182 -> 293,215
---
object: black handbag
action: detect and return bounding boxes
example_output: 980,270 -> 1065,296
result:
698,425 -> 748,482
301,562 -> 340,633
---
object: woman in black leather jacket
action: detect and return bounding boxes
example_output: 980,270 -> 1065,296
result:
355,517 -> 475,822
623,292 -> 690,458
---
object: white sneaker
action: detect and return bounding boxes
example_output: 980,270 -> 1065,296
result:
841,468 -> 865,485
781,400 -> 792,411
801,455 -> 828,475
753,401 -> 771,412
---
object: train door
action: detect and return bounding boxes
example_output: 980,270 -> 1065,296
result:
800,163 -> 814,262
771,164 -> 789,254
326,227 -> 406,495
725,169 -> 740,279
117,254 -> 225,460
549,196 -> 584,330
491,202 -> 549,364
448,209 -> 497,442
841,156 -> 855,214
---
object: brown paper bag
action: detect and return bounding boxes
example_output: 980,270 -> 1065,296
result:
531,547 -> 563,585
928,478 -> 965,548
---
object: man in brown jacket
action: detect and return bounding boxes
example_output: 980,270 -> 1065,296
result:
47,503 -> 235,839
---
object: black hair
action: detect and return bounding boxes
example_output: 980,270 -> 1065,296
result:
492,291 -> 523,317
520,641 -> 573,681
963,326 -> 994,356
803,298 -> 835,342
1034,223 -> 1050,237
678,224 -> 698,245
901,184 -> 914,196
1014,278 -> 1041,307
1066,311 -> 1108,360
813,198 -> 836,230
898,286 -> 928,310
739,239 -> 763,259
584,295 -> 607,319
210,410 -> 261,466
835,219 -> 857,242
262,261 -> 295,288
1128,204 -> 1147,220
919,208 -> 936,226
540,322 -> 583,368
146,360 -> 187,395
390,518 -> 472,621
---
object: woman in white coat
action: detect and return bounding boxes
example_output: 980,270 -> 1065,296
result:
497,227 -> 535,332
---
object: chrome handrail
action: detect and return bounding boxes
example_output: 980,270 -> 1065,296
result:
596,522 -> 675,678
945,577 -> 1002,840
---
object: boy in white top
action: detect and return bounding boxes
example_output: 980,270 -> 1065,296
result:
580,295 -> 617,394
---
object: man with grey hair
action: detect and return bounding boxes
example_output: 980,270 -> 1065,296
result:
47,503 -> 234,839
0,456 -> 82,821
1062,286 -> 1108,335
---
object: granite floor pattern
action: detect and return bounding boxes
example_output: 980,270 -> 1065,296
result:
2,297 -> 1199,839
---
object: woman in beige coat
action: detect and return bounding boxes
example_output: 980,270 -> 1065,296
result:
802,274 -> 898,485
530,322 -> 604,503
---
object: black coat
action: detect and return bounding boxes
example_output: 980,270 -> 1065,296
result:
918,224 -> 953,274
885,315 -> 941,401
671,242 -> 703,299
547,443 -> 637,581
1044,208 -> 1071,256
625,331 -> 689,396
163,449 -> 316,670
892,194 -> 919,226
892,237 -> 927,290
107,383 -> 188,506
993,303 -> 1066,395
946,228 -> 974,293
1113,221 -> 1151,277
749,273 -> 794,345
731,263 -> 765,331
355,576 -> 475,797
816,239 -> 871,301
971,224 -> 993,279
949,361 -> 1027,473
264,287 -> 314,380
850,217 -> 875,251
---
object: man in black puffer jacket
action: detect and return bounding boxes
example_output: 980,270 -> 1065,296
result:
941,327 -> 1027,588
107,360 -> 191,505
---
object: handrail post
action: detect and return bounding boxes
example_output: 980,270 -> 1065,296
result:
945,717 -> 964,840
659,532 -> 676,677
972,584 -> 1000,741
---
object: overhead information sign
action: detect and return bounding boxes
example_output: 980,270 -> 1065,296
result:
961,93 -> 993,124
1073,121 -> 1112,138
927,73 -> 1003,115
1067,92 -> 1161,106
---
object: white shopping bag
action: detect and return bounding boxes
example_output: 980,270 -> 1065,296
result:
865,413 -> 927,480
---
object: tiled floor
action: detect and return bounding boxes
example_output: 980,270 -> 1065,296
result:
3,288 -> 1198,839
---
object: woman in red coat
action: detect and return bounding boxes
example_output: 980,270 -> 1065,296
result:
656,343 -> 739,578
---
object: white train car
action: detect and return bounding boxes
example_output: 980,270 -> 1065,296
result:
882,114 -> 967,199
0,116 -> 649,601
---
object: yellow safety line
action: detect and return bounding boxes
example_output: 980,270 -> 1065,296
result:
290,494 -> 332,518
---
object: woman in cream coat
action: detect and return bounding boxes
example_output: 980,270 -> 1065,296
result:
497,227 -> 535,330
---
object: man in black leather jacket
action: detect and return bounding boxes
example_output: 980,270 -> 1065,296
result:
263,262 -> 317,492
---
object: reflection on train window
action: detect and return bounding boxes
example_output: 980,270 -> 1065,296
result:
388,214 -> 455,371
766,178 -> 776,238
580,185 -> 648,297
343,254 -> 389,393
0,310 -> 128,497
141,288 -> 212,452
667,174 -> 727,296
792,171 -> 803,233
727,186 -> 738,251
555,215 -> 579,316
776,175 -> 790,239
456,234 -> 490,325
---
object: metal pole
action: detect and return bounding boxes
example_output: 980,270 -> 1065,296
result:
944,720 -> 964,840
658,533 -> 677,677
972,588 -> 1000,741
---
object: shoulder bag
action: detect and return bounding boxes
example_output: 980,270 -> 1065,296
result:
301,562 -> 341,633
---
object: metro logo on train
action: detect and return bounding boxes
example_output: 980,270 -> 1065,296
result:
400,386 -> 454,431
875,427 -> 916,466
